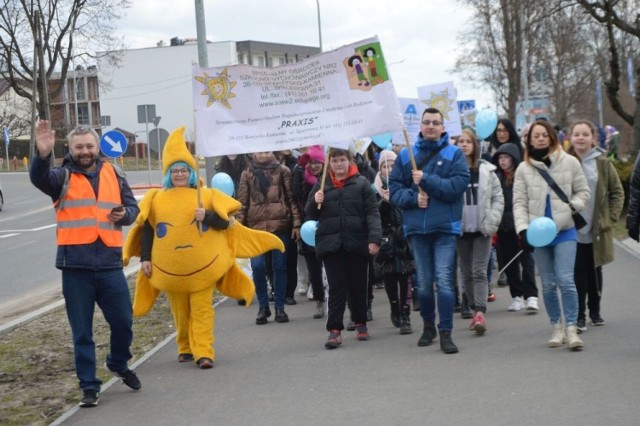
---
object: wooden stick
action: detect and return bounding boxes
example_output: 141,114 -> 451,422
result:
317,147 -> 331,209
403,129 -> 425,196
194,156 -> 203,236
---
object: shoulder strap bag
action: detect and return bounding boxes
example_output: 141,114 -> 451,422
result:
534,167 -> 587,230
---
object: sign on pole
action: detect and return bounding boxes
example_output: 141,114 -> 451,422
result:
100,130 -> 128,158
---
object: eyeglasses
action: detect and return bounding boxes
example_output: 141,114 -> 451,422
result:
496,128 -> 509,133
308,160 -> 323,166
170,168 -> 189,176
421,120 -> 443,126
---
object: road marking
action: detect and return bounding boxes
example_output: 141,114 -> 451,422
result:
0,224 -> 56,233
0,233 -> 20,238
0,206 -> 53,223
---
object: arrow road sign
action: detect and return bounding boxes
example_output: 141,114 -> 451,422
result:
100,130 -> 128,158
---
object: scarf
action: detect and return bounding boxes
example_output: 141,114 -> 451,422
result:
529,147 -> 551,167
373,172 -> 390,198
330,164 -> 359,189
304,166 -> 319,187
250,159 -> 279,198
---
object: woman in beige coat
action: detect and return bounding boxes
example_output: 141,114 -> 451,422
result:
513,120 -> 590,351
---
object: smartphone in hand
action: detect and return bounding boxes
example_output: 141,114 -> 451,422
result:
111,205 -> 124,214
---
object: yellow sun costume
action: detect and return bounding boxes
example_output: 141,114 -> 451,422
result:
123,127 -> 284,364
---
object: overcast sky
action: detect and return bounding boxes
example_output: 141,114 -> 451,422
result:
114,0 -> 493,108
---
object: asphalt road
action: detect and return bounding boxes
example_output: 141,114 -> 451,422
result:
55,244 -> 640,426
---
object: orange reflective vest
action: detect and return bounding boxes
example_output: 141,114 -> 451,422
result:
55,162 -> 123,247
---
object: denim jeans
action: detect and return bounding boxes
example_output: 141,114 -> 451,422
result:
408,233 -> 457,331
532,240 -> 579,326
457,234 -> 491,313
62,268 -> 133,392
251,231 -> 290,310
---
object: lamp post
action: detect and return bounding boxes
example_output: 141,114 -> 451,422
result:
316,0 -> 323,52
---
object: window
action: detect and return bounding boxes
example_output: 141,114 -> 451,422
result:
76,80 -> 86,101
77,104 -> 90,125
278,57 -> 285,66
257,56 -> 265,67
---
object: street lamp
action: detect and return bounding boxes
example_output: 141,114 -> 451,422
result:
316,0 -> 323,52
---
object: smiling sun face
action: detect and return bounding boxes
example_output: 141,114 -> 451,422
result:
148,188 -> 234,292
195,67 -> 237,109
421,87 -> 455,121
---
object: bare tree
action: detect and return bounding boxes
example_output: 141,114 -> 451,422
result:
573,0 -> 640,154
0,0 -> 130,123
454,0 -> 525,121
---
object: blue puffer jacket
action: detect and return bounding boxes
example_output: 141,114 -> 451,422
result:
389,132 -> 470,236
30,154 -> 139,270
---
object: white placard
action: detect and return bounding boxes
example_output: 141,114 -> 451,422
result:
417,81 -> 462,137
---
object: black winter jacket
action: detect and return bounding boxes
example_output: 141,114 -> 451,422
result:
376,199 -> 414,276
305,173 -> 381,259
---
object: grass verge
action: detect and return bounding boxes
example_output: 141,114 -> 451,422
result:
0,275 -> 175,425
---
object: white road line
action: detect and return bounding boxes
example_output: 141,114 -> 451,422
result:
0,233 -> 20,238
0,224 -> 56,233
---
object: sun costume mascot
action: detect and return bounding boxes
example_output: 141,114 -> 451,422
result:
124,126 -> 284,368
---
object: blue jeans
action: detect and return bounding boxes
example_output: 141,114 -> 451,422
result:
532,241 -> 579,326
408,233 -> 457,331
251,231 -> 290,310
62,269 -> 133,392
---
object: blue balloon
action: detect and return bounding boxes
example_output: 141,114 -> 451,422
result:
475,109 -> 498,139
371,132 -> 393,148
300,220 -> 318,247
211,172 -> 234,197
527,217 -> 558,247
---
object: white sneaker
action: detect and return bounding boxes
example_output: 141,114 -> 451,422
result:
298,282 -> 308,295
307,286 -> 314,300
508,297 -> 525,312
525,297 -> 539,311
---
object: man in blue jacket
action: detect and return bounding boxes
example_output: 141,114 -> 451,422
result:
389,108 -> 470,354
30,121 -> 141,407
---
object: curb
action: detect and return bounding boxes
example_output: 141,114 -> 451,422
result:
614,237 -> 640,260
50,296 -> 230,425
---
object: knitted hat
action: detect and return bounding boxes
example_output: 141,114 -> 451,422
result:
307,145 -> 325,163
378,149 -> 397,166
162,126 -> 197,176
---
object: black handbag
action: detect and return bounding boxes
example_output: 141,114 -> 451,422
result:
535,168 -> 587,230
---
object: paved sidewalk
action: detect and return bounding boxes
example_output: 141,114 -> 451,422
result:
54,244 -> 640,426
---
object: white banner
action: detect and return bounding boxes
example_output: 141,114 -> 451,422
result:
417,81 -> 462,137
192,36 -> 404,156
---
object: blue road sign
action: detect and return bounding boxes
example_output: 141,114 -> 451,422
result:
457,100 -> 476,113
100,130 -> 128,158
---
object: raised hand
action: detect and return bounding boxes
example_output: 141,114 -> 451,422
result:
35,120 -> 56,158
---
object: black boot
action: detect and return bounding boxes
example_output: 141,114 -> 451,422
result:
274,308 -> 289,323
390,301 -> 401,328
461,293 -> 473,319
418,321 -> 437,346
399,305 -> 412,335
255,306 -> 271,325
440,330 -> 459,354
